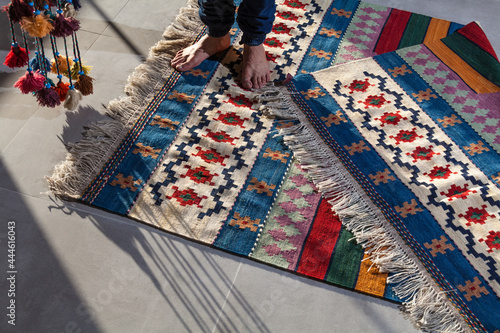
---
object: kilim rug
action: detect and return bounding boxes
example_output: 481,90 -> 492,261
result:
47,0 -> 488,331
275,21 -> 500,332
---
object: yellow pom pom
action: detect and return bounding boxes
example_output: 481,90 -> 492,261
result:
51,55 -> 74,75
69,62 -> 92,80
21,14 -> 54,38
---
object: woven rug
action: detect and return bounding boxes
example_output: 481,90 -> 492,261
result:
48,0 -> 480,330
276,21 -> 500,332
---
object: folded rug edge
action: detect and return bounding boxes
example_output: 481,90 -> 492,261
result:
261,82 -> 473,333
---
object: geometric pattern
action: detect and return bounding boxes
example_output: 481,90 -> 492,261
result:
61,0 -> 483,327
344,140 -> 370,155
315,59 -> 500,299
110,173 -> 142,191
285,34 -> 500,330
333,2 -> 391,65
121,0 -> 330,244
424,235 -> 455,257
151,116 -> 180,130
130,69 -> 274,241
321,111 -> 347,126
388,64 -> 412,77
398,45 -> 500,154
458,277 -> 490,302
263,147 -> 290,162
229,213 -> 260,232
369,169 -> 396,185
252,161 -> 322,270
132,143 -> 162,159
247,178 -> 276,196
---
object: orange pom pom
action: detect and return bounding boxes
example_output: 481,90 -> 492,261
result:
51,55 -> 74,75
21,13 -> 54,38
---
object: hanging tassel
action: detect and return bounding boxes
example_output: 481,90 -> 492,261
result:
51,54 -> 73,74
74,73 -> 93,96
63,3 -> 76,18
4,43 -> 29,68
54,79 -> 70,101
64,86 -> 82,110
52,9 -> 79,37
2,0 -> 33,23
14,69 -> 46,94
20,10 -> 54,38
29,53 -> 52,72
35,82 -> 61,107
69,61 -> 91,80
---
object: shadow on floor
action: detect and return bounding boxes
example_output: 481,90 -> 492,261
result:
0,158 -> 103,333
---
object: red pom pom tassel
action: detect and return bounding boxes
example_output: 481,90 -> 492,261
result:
54,81 -> 70,101
14,69 -> 46,94
4,44 -> 29,68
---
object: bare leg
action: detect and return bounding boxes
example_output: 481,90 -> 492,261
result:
241,43 -> 270,89
171,34 -> 231,71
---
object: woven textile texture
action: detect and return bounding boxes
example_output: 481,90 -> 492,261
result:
49,0 -> 478,330
280,22 -> 500,332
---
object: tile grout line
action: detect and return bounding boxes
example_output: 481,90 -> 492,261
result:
211,259 -> 243,333
77,0 -> 131,58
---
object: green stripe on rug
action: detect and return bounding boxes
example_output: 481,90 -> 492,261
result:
398,13 -> 431,49
324,227 -> 364,288
442,32 -> 500,86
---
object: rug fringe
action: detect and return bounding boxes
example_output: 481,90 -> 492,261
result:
47,0 -> 204,199
260,84 -> 472,333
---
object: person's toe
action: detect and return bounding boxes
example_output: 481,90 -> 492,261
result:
172,50 -> 183,62
171,58 -> 182,69
257,76 -> 265,89
254,75 -> 262,89
243,79 -> 252,89
176,61 -> 191,71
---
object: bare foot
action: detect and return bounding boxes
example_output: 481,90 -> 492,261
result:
172,34 -> 231,71
242,44 -> 270,89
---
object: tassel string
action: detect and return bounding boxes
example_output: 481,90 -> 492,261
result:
22,30 -> 32,72
7,9 -> 18,46
35,37 -> 47,77
62,35 -> 74,88
49,35 -> 62,79
39,37 -> 48,73
71,31 -> 83,76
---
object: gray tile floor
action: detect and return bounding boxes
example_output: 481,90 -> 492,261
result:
0,0 -> 498,332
